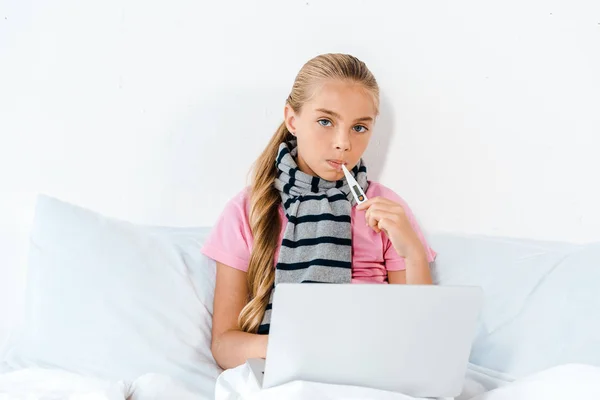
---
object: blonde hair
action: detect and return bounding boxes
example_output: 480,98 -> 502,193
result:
238,53 -> 380,333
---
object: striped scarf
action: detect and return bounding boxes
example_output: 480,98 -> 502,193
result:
257,140 -> 369,334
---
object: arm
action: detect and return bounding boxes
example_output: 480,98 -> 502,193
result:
387,255 -> 433,285
211,261 -> 268,369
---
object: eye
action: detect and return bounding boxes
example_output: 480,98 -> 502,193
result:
317,119 -> 332,127
353,125 -> 368,133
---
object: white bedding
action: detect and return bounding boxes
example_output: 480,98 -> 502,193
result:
0,368 -> 129,399
1,362 -> 599,399
215,363 -> 600,400
0,368 -> 206,400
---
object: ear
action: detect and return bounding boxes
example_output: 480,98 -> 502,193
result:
284,104 -> 298,134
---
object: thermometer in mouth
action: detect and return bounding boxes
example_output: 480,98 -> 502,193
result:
342,164 -> 368,205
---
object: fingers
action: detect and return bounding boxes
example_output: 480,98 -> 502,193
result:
356,198 -> 376,211
357,196 -> 408,237
365,208 -> 398,234
356,196 -> 399,211
377,217 -> 392,236
356,196 -> 388,210
364,202 -> 404,222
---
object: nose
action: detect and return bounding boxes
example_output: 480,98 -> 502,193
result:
333,128 -> 351,152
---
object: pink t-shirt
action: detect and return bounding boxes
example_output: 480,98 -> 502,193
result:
201,181 -> 436,283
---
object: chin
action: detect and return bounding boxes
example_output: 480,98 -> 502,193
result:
319,170 -> 344,182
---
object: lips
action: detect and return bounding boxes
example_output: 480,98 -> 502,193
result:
326,159 -> 346,170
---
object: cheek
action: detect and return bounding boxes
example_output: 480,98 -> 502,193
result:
299,127 -> 327,149
351,134 -> 371,154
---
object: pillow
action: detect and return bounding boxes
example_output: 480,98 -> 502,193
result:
428,232 -> 600,378
429,233 -> 578,335
3,195 -> 220,397
468,242 -> 600,377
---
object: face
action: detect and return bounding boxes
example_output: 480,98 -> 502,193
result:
284,80 -> 377,182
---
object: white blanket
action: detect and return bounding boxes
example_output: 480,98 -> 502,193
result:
215,363 -> 600,400
2,363 -> 599,399
469,364 -> 600,400
0,368 -> 129,400
0,369 -> 205,400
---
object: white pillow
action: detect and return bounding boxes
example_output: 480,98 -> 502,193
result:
429,233 -> 578,335
3,195 -> 220,397
470,242 -> 600,377
428,232 -> 600,378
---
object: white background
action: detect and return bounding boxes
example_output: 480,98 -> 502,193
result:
1,0 -> 599,345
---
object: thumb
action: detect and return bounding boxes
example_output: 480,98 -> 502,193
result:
356,198 -> 374,211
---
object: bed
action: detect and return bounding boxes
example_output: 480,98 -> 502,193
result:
1,194 -> 599,399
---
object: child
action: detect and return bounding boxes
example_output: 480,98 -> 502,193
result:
201,53 -> 436,370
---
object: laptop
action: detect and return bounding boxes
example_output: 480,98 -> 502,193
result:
246,283 -> 483,398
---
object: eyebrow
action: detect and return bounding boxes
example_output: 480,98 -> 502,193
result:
315,108 -> 373,123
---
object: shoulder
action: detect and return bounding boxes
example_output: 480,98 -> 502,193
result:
221,186 -> 285,223
223,187 -> 251,212
213,187 -> 252,229
202,187 -> 255,271
365,181 -> 405,204
365,181 -> 416,216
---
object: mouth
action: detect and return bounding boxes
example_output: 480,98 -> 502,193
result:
326,159 -> 346,171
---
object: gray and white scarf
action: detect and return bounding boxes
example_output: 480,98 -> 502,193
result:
257,140 -> 369,334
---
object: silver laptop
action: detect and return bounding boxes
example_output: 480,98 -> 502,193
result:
246,283 -> 483,398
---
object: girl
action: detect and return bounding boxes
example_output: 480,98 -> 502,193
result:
201,53 -> 436,370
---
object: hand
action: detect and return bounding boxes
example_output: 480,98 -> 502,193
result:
356,197 -> 426,261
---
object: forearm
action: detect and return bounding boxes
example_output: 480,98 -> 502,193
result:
405,254 -> 433,285
211,330 -> 268,370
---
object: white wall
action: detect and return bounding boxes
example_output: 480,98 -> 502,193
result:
1,0 -> 599,344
